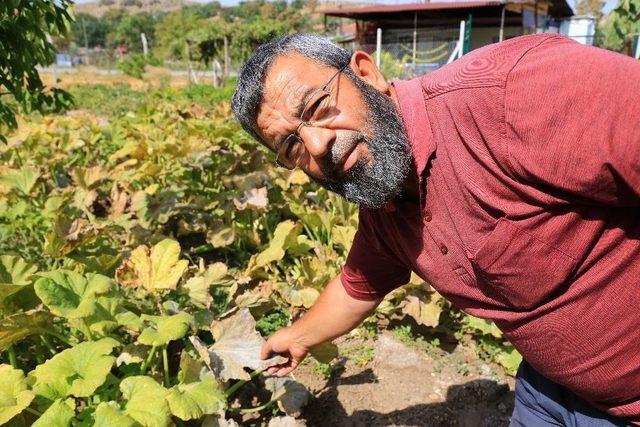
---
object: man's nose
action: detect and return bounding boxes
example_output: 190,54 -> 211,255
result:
299,126 -> 335,159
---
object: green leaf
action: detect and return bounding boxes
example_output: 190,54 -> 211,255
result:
0,365 -> 35,425
34,270 -> 121,336
166,377 -> 226,420
0,311 -> 54,351
190,308 -> 287,381
93,402 -> 139,427
264,376 -> 309,416
255,221 -> 300,267
119,376 -> 171,427
30,338 -> 118,401
0,255 -> 38,286
495,346 -> 523,376
0,167 -> 40,195
309,342 -> 339,364
137,312 -> 193,346
463,316 -> 503,339
32,398 -> 75,427
115,239 -> 188,292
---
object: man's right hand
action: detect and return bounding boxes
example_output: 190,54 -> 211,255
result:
260,274 -> 381,376
261,326 -> 311,377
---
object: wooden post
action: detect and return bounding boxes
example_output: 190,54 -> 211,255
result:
534,0 -> 539,32
499,5 -> 506,42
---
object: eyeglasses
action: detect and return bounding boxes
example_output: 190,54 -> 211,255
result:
274,64 -> 347,170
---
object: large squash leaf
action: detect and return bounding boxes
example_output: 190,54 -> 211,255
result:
137,312 -> 193,346
30,338 -> 118,401
0,365 -> 35,425
166,377 -> 226,421
119,376 -> 171,427
0,255 -> 39,314
32,398 -> 75,427
115,239 -> 188,292
255,221 -> 300,267
34,270 -> 121,336
0,167 -> 40,195
93,402 -> 139,427
0,311 -> 54,351
265,376 -> 309,416
190,308 -> 287,381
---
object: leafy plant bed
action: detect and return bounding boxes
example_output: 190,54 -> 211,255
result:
0,85 -> 520,425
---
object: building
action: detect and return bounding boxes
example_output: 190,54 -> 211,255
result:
321,1 -> 573,74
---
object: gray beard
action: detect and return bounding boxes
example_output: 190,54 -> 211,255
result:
312,75 -> 412,209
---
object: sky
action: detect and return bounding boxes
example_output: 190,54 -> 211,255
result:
73,0 -> 619,14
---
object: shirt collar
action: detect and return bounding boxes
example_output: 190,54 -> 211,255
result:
382,77 -> 435,213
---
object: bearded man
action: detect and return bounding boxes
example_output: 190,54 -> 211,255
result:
231,33 -> 640,426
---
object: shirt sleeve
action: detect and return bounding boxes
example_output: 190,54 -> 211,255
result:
504,35 -> 640,206
341,209 -> 411,301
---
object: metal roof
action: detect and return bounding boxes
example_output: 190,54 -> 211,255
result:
321,1 -> 573,18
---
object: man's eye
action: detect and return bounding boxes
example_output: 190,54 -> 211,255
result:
303,94 -> 330,122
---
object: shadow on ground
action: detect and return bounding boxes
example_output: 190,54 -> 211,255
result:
303,365 -> 514,427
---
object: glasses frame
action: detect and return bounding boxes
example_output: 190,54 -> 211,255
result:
274,64 -> 348,170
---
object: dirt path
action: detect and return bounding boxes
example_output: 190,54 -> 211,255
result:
294,332 -> 515,427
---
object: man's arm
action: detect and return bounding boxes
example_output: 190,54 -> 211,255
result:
261,274 -> 380,376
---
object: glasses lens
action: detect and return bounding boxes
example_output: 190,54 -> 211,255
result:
277,135 -> 303,169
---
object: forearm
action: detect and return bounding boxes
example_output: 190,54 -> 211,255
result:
291,274 -> 380,348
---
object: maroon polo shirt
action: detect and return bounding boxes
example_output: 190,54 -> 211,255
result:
341,34 -> 640,422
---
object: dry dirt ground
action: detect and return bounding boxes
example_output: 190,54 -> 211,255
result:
293,332 -> 515,427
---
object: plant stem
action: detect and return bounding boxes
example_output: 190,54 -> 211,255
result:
44,330 -> 72,347
162,346 -> 170,387
225,368 -> 263,398
7,346 -> 17,368
40,335 -> 57,356
140,344 -> 157,374
25,407 -> 42,417
238,399 -> 277,414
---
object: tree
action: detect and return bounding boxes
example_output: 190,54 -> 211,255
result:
71,13 -> 110,48
0,0 -> 73,142
107,12 -> 158,52
154,9 -> 207,60
597,0 -> 640,51
574,0 -> 605,19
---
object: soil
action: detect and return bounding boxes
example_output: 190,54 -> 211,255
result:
293,331 -> 515,427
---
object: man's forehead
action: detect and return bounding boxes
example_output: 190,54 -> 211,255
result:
256,54 -> 330,147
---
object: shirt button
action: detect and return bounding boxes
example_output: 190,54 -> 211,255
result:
424,211 -> 432,222
439,244 -> 448,255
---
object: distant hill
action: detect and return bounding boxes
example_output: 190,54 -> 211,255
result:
74,0 -> 197,17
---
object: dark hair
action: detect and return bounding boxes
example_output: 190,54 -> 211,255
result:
231,33 -> 352,144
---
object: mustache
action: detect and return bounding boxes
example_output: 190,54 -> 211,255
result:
319,130 -> 366,178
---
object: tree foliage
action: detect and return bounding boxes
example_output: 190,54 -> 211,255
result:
597,0 -> 640,51
574,0 -> 605,19
0,0 -> 73,141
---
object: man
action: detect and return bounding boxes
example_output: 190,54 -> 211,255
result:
231,33 -> 640,425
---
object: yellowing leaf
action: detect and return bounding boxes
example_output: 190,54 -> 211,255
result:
206,221 -> 235,248
190,308 -> 287,382
70,166 -> 109,190
182,276 -> 213,309
137,312 -> 193,346
265,376 -> 309,416
232,187 -> 268,210
274,284 -> 319,309
32,398 -> 75,427
255,221 -> 301,267
0,311 -> 54,351
116,239 -> 188,292
119,376 -> 171,427
0,365 -> 35,425
166,377 -> 226,421
30,338 -> 118,401
401,294 -> 441,328
0,167 -> 40,195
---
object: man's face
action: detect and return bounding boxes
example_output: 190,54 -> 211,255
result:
256,53 -> 411,209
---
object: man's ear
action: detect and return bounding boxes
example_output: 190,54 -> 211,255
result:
349,50 -> 390,94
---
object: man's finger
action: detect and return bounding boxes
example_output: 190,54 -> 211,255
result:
260,341 -> 272,360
